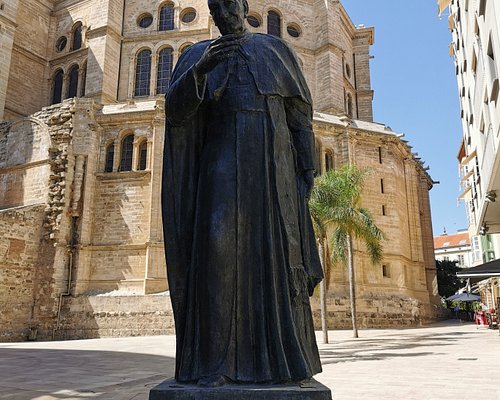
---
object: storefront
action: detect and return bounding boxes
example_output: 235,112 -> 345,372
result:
458,260 -> 500,328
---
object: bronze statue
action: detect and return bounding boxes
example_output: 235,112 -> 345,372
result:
162,0 -> 323,387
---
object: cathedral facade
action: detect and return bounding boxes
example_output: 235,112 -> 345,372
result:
0,0 -> 442,341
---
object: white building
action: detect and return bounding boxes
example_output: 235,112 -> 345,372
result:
441,0 -> 500,235
434,231 -> 473,268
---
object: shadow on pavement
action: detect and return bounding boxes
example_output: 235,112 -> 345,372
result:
0,348 -> 175,399
319,328 -> 476,365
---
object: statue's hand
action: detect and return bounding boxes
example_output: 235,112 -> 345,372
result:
301,169 -> 315,199
194,35 -> 241,76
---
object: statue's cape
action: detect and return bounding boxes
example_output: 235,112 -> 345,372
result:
161,33 -> 322,374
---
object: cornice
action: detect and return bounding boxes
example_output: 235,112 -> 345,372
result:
86,25 -> 122,42
0,13 -> 17,28
122,28 -> 210,43
12,44 -> 48,65
314,42 -> 344,56
49,47 -> 88,66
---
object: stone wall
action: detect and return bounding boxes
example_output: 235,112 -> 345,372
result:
311,295 -> 448,329
4,0 -> 52,119
0,0 -> 18,120
0,118 -> 51,209
53,292 -> 447,341
56,294 -> 174,339
0,205 -> 57,342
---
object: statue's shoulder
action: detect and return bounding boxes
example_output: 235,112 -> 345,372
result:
251,33 -> 291,48
173,40 -> 212,73
181,40 -> 211,57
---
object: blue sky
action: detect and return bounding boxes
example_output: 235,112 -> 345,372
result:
341,0 -> 466,235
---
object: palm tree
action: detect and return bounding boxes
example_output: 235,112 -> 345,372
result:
309,164 -> 384,339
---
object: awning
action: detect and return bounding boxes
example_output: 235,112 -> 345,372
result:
457,258 -> 500,284
438,0 -> 452,16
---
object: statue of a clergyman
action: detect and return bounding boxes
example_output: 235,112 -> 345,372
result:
162,0 -> 323,387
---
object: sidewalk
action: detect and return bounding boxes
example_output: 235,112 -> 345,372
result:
0,320 -> 499,400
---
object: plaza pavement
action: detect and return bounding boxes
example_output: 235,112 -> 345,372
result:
0,320 -> 499,400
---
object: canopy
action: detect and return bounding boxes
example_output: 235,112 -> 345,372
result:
446,293 -> 481,302
457,258 -> 500,284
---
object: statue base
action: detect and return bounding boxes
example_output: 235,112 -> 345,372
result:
149,378 -> 332,400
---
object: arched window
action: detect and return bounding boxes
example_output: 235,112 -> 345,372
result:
135,49 -> 152,97
104,143 -> 115,173
347,93 -> 353,117
314,139 -> 322,174
67,65 -> 79,98
138,141 -> 148,170
157,47 -> 173,94
80,62 -> 87,97
52,70 -> 64,104
159,3 -> 175,31
119,135 -> 134,172
72,23 -> 83,51
325,151 -> 334,171
180,43 -> 192,54
267,11 -> 281,37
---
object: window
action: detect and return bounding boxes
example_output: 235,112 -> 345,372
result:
324,151 -> 334,171
346,63 -> 351,79
52,70 -> 64,104
138,141 -> 148,170
157,47 -> 173,94
72,23 -> 83,51
346,93 -> 353,117
382,265 -> 390,278
119,135 -> 134,172
181,8 -> 196,24
180,43 -> 192,54
487,35 -> 495,60
138,13 -> 153,28
380,178 -> 385,194
479,0 -> 486,17
135,49 -> 152,97
491,79 -> 499,103
159,3 -> 174,31
55,36 -> 67,52
314,139 -> 322,174
80,62 -> 87,97
267,10 -> 281,37
472,50 -> 477,74
247,15 -> 261,28
104,143 -> 115,172
287,24 -> 301,38
67,65 -> 79,98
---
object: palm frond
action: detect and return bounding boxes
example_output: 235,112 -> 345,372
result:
309,164 -> 385,270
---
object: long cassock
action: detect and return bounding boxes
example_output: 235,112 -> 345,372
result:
162,31 -> 323,384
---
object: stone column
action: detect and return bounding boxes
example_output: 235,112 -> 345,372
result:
150,53 -> 158,96
144,112 -> 167,294
112,139 -> 120,172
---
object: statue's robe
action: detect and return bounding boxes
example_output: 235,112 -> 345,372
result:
162,32 -> 323,383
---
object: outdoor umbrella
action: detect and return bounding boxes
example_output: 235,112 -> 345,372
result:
446,293 -> 481,302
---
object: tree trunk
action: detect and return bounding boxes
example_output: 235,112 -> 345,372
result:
318,239 -> 328,344
347,234 -> 358,338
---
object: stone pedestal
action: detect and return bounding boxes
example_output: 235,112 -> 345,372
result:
149,379 -> 332,400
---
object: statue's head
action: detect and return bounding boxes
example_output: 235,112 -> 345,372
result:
208,0 -> 249,35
